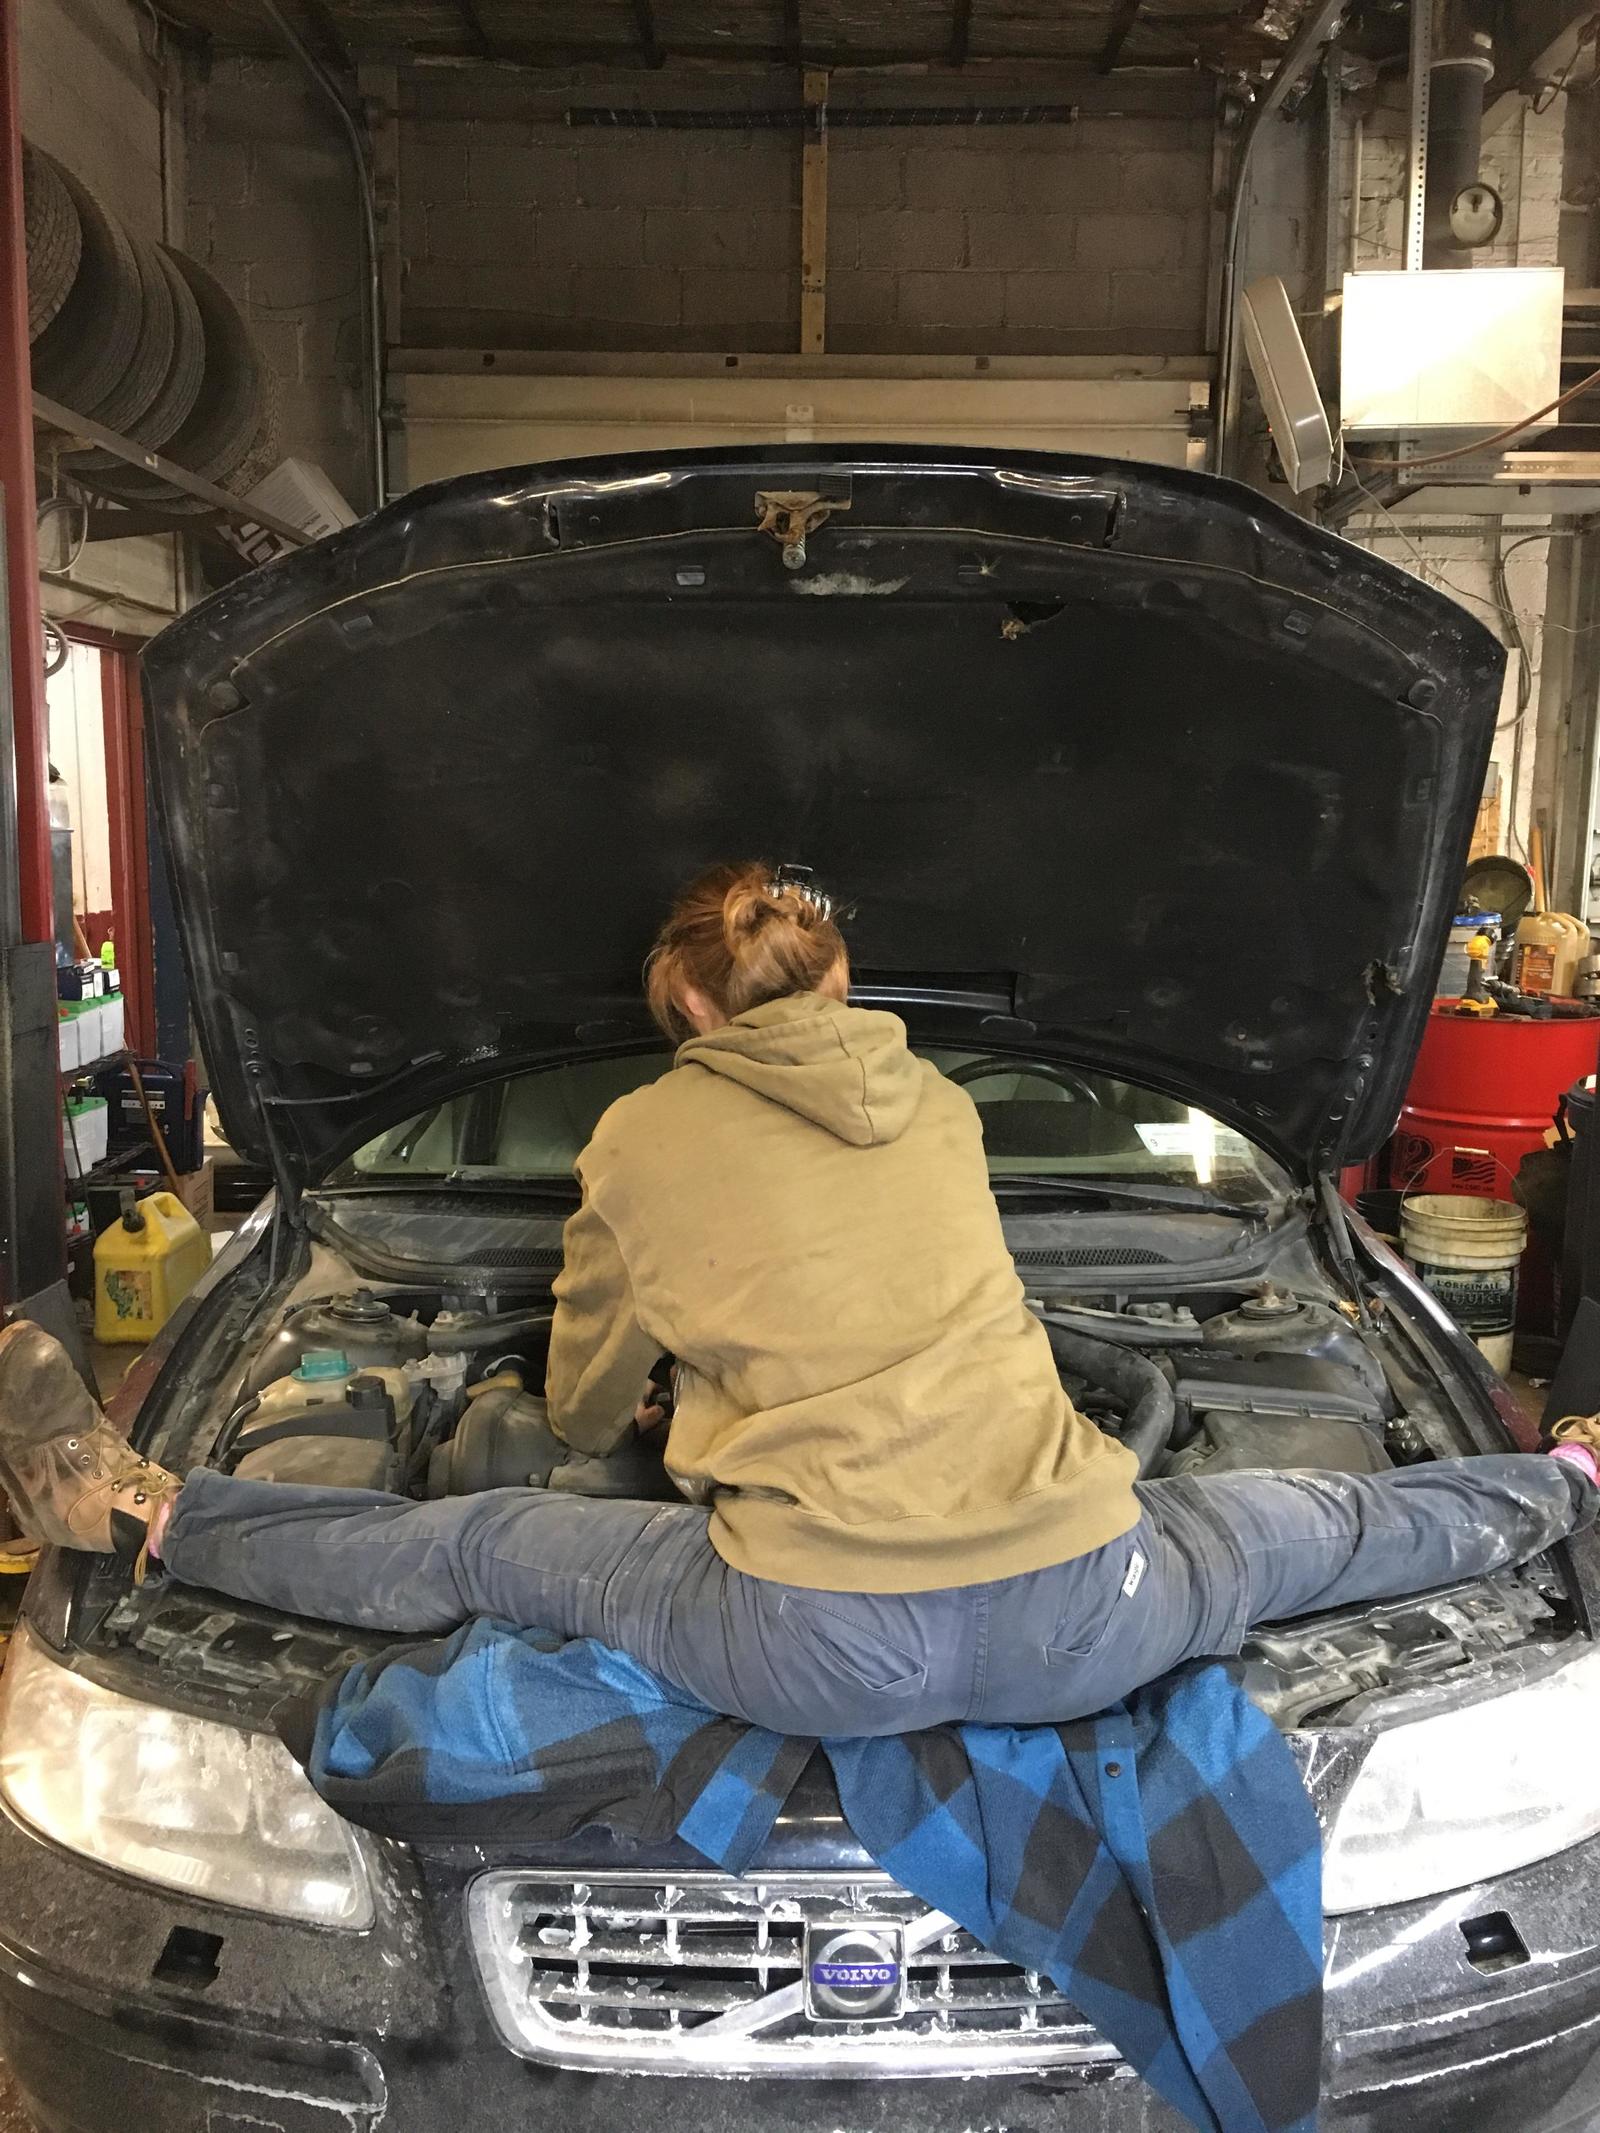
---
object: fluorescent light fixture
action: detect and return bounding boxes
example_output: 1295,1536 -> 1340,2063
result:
1340,267 -> 1565,436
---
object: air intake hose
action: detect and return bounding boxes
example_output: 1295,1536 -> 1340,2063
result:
1040,1320 -> 1175,1477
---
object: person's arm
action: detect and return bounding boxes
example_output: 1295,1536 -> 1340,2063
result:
545,1179 -> 661,1456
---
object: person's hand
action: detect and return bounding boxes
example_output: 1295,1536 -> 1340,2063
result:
635,1379 -> 669,1430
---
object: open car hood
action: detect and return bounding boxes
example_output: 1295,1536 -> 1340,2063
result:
141,446 -> 1503,1191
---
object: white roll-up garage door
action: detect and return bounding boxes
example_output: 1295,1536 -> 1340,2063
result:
393,358 -> 1210,488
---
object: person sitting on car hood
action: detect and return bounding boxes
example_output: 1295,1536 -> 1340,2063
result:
0,862 -> 1595,1738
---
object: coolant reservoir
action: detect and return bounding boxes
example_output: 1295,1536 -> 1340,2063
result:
231,1350 -> 415,1490
253,1349 -> 414,1419
94,1191 -> 210,1346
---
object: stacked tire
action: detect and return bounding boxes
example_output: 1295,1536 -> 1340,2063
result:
23,143 -> 276,511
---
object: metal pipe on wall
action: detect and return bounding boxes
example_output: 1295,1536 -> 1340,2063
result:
257,0 -> 388,512
1212,0 -> 1347,469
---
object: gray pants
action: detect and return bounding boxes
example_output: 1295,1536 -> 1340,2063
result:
164,1455 -> 1592,1737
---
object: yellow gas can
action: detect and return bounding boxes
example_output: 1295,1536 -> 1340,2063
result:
93,1191 -> 211,1345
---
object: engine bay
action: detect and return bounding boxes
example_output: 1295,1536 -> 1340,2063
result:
207,1264 -> 1446,1505
76,1244 -> 1577,1738
216,1285 -> 679,1506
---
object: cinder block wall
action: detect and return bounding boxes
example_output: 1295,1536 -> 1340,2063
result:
400,70 -> 1217,358
183,54 -> 368,509
174,63 -> 1220,508
21,0 -> 168,243
22,13 -> 370,514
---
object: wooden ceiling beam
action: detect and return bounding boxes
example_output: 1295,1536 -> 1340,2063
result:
1486,2 -> 1599,133
454,0 -> 496,59
1097,0 -> 1144,73
949,0 -> 972,67
298,0 -> 355,70
632,0 -> 664,68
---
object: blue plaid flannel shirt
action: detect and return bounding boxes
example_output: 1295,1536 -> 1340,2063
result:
282,1621 -> 1322,2133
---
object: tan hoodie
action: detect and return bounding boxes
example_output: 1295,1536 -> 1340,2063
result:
547,993 -> 1139,1593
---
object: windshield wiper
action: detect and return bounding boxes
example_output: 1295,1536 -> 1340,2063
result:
315,1174 -> 578,1203
989,1176 -> 1269,1217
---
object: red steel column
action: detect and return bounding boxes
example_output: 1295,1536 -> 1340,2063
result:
0,0 -> 50,945
101,646 -> 155,1057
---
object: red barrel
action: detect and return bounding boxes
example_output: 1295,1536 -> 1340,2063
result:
1395,1011 -> 1600,1198
1392,1008 -> 1600,1331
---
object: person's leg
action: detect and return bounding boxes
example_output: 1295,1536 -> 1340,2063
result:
1175,1453 -> 1595,1628
978,1453 -> 1596,1726
162,1469 -> 983,1734
161,1466 -> 708,1637
0,1323 -> 978,1735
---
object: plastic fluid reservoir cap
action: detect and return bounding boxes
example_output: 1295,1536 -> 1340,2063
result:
295,1349 -> 352,1381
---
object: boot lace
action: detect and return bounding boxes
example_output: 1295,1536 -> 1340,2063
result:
102,1449 -> 179,1586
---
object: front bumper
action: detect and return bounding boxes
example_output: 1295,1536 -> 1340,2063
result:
4,1811 -> 1600,2133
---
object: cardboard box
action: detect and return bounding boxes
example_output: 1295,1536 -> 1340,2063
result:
171,1158 -> 215,1232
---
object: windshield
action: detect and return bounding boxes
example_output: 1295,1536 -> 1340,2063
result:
331,1048 -> 1291,1207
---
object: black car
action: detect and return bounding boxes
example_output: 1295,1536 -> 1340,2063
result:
3,447 -> 1600,2133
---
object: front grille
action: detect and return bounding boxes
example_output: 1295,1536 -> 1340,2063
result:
468,1870 -> 1119,2078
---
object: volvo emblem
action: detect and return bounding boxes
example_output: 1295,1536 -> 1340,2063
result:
804,1923 -> 907,2023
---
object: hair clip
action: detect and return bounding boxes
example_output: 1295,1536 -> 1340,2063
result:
768,864 -> 836,922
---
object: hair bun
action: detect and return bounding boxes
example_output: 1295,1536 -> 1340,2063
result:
647,859 -> 850,1040
722,872 -> 831,954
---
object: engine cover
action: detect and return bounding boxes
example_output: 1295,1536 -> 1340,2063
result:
1165,1411 -> 1392,1478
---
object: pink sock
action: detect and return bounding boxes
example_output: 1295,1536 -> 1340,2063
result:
147,1497 -> 174,1560
1550,1442 -> 1600,1487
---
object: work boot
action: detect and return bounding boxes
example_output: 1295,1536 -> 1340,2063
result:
0,1320 -> 181,1578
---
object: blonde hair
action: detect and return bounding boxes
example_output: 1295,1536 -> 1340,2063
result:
645,861 -> 849,1042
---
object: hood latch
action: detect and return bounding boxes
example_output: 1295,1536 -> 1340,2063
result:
755,488 -> 852,571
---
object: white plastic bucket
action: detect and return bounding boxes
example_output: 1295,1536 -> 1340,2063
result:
1400,1193 -> 1527,1376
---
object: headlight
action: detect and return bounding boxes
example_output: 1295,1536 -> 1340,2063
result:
1324,1644 -> 1600,1915
0,1623 -> 373,1928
